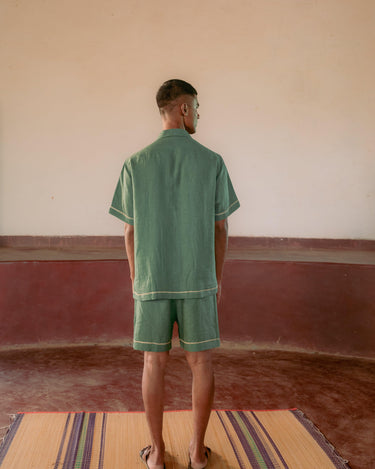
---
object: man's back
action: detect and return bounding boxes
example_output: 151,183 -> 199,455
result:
110,128 -> 239,301
109,79 -> 240,469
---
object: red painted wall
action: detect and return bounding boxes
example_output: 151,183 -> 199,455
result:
1,259 -> 374,357
0,261 -> 132,345
220,260 -> 375,357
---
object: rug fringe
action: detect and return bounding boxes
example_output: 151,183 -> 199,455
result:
0,415 -> 17,447
293,409 -> 352,469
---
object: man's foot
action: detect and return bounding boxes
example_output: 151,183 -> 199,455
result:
140,445 -> 166,469
188,446 -> 211,469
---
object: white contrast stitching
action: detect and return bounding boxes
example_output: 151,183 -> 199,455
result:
215,199 -> 239,217
134,340 -> 171,346
180,338 -> 219,345
134,286 -> 217,297
110,206 -> 134,220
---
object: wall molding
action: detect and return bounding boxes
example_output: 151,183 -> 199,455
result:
1,235 -> 375,250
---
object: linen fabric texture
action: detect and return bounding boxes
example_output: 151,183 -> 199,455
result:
109,128 -> 240,301
133,295 -> 220,352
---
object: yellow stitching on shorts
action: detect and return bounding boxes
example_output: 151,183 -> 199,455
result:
134,339 -> 171,346
179,338 -> 219,345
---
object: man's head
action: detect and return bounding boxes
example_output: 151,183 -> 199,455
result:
156,79 -> 199,134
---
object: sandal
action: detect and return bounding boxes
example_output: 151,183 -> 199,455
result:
188,447 -> 211,469
140,445 -> 166,469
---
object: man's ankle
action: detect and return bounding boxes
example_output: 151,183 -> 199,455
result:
189,442 -> 206,459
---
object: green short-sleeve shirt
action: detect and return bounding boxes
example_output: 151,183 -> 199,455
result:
109,128 -> 240,300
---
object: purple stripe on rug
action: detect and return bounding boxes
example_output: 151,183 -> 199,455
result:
216,411 -> 246,469
225,411 -> 263,469
251,411 -> 290,469
291,410 -> 351,469
53,413 -> 72,469
0,414 -> 24,465
81,413 -> 96,469
237,411 -> 278,469
62,412 -> 85,469
98,413 -> 107,469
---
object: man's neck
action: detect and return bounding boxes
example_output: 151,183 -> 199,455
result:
162,116 -> 185,131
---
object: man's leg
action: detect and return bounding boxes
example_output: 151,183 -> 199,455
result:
185,349 -> 214,469
142,351 -> 169,468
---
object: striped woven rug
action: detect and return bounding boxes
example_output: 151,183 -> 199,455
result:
0,409 -> 350,468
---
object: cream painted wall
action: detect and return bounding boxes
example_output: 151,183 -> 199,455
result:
0,0 -> 374,238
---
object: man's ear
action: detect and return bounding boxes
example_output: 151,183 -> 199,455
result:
180,103 -> 188,116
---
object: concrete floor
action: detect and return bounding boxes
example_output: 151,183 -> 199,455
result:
0,345 -> 374,469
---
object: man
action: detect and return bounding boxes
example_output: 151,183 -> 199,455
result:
109,79 -> 240,469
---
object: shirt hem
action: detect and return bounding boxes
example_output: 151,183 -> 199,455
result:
133,286 -> 218,301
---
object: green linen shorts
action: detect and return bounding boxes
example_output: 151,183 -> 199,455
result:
133,294 -> 220,352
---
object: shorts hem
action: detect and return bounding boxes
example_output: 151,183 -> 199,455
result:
133,341 -> 172,352
180,339 -> 221,352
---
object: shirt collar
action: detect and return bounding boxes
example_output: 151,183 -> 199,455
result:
158,128 -> 191,139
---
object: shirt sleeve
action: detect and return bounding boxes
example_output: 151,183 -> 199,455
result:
215,156 -> 240,221
109,160 -> 134,225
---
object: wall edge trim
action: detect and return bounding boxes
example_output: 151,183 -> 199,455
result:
1,235 -> 375,250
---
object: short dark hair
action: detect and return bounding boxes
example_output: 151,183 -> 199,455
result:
156,79 -> 197,109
